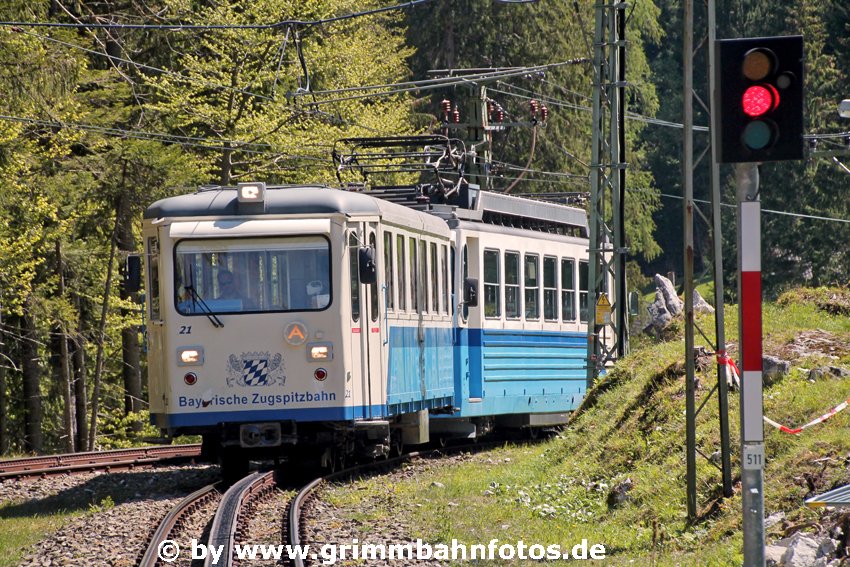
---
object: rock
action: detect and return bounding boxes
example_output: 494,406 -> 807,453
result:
606,477 -> 633,509
765,545 -> 785,567
808,366 -> 850,381
430,481 -> 445,488
816,538 -> 838,558
644,274 -> 689,337
765,511 -> 785,529
780,533 -> 819,567
644,289 -> 673,335
655,274 -> 683,316
693,289 -> 715,314
763,355 -> 791,385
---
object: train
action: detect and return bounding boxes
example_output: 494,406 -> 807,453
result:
141,181 -> 602,479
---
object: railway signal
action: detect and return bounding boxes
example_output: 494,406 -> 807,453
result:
714,36 -> 804,163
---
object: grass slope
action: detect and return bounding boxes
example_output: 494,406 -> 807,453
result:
332,294 -> 850,565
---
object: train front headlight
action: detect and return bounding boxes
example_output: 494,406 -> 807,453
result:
177,346 -> 204,366
307,342 -> 333,361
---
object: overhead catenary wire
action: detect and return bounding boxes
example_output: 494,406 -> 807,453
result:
295,59 -> 589,106
16,28 -> 275,101
0,0 -> 435,31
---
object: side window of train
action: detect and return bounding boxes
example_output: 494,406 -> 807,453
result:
483,249 -> 501,318
561,258 -> 576,322
504,251 -> 520,319
420,240 -> 428,313
430,242 -> 438,314
442,244 -> 449,315
369,233 -> 379,323
461,244 -> 468,321
383,232 -> 394,312
349,233 -> 360,323
409,237 -> 418,312
147,236 -> 160,320
579,260 -> 590,323
543,256 -> 558,321
525,254 -> 540,320
397,234 -> 406,312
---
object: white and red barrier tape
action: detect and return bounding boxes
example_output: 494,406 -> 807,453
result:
716,350 -> 849,435
763,399 -> 850,435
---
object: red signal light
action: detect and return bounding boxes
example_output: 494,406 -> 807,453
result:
742,85 -> 779,117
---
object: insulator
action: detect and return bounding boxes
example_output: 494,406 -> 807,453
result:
495,107 -> 504,122
488,102 -> 496,120
441,99 -> 452,119
452,105 -> 460,123
540,104 -> 549,122
529,99 -> 540,116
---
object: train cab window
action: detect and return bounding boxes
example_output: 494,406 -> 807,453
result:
504,251 -> 520,319
524,254 -> 540,320
147,236 -> 161,320
579,260 -> 589,323
369,233 -> 379,323
483,249 -> 501,318
383,232 -> 394,311
430,242 -> 438,314
174,236 -> 330,315
410,237 -> 418,312
543,256 -> 558,321
349,234 -> 360,323
397,235 -> 406,312
561,258 -> 576,322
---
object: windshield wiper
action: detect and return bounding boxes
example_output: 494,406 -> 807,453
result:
184,285 -> 224,328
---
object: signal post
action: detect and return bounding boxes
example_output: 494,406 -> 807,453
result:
713,36 -> 804,566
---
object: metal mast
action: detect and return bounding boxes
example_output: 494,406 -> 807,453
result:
682,0 -> 734,522
587,0 -> 627,388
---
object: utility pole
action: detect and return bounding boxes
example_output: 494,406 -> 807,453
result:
586,0 -> 627,389
465,85 -> 492,194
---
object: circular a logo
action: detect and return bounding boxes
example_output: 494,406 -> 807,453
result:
284,322 -> 308,346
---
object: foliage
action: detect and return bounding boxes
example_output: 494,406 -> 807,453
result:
405,0 -> 663,261
329,296 -> 850,565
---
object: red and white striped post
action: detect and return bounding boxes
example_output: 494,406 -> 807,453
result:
736,163 -> 765,565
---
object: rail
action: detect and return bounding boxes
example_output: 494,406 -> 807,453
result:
138,483 -> 220,567
0,444 -> 202,479
205,470 -> 277,567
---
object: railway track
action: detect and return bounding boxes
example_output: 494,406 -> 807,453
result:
139,438 -> 531,567
0,444 -> 202,479
138,482 -> 221,567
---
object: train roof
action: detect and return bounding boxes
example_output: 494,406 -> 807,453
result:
144,185 -> 449,235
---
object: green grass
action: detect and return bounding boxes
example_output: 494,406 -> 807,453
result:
330,294 -> 850,565
0,504 -> 85,567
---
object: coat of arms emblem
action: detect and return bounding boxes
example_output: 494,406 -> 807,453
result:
227,352 -> 284,387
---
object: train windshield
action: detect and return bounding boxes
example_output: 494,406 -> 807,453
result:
174,236 -> 331,315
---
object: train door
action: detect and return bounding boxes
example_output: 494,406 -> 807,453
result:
364,226 -> 385,415
465,236 -> 484,400
347,224 -> 383,419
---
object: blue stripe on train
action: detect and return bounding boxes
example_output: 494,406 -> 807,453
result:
453,328 -> 588,417
152,405 -> 389,428
386,324 -> 454,412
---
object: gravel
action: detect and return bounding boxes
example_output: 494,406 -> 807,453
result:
2,464 -> 219,567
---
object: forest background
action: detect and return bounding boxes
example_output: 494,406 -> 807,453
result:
0,0 -> 848,454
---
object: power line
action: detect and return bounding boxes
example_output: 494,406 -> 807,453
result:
0,0 -> 434,31
18,28 -> 274,101
647,188 -> 850,224
298,59 -> 589,106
